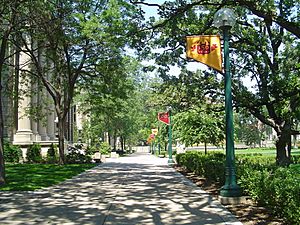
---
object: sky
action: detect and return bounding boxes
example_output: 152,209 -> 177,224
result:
142,0 -> 163,19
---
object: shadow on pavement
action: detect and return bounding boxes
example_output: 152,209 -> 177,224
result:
0,154 -> 241,225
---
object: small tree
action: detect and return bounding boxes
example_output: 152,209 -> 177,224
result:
3,141 -> 22,163
46,144 -> 58,164
235,112 -> 268,147
26,144 -> 42,163
174,107 -> 225,154
99,142 -> 111,155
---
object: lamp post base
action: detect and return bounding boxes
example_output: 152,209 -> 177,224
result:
168,158 -> 175,165
220,184 -> 242,197
219,195 -> 248,205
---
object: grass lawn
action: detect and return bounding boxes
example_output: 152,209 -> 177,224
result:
290,163 -> 300,172
235,147 -> 300,155
188,146 -> 300,156
0,163 -> 96,191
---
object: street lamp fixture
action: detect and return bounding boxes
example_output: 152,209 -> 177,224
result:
213,8 -> 241,197
167,106 -> 174,164
213,8 -> 236,28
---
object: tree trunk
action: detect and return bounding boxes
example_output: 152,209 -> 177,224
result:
287,134 -> 292,159
113,132 -> 116,151
204,142 -> 207,155
275,127 -> 291,166
120,136 -> 124,151
0,60 -> 5,184
0,70 -> 5,184
0,95 -> 5,185
0,34 -> 9,185
123,137 -> 126,151
0,142 -> 5,185
58,117 -> 66,164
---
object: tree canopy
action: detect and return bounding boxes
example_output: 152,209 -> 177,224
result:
134,0 -> 300,165
12,0 -> 145,163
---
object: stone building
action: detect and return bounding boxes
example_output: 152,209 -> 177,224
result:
2,40 -> 79,157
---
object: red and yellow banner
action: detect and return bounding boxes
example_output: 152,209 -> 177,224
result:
151,128 -> 158,135
147,137 -> 154,143
147,133 -> 155,144
186,35 -> 222,72
158,112 -> 169,125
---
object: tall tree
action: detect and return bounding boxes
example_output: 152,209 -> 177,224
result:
132,0 -> 300,38
17,0 -> 143,163
77,56 -> 150,149
135,0 -> 300,165
232,6 -> 300,165
0,0 -> 23,185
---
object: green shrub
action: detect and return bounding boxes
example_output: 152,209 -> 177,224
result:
238,166 -> 300,224
4,141 -> 22,163
237,166 -> 270,203
176,151 -> 225,183
26,144 -> 43,163
46,144 -> 58,164
85,146 -> 96,156
291,155 -> 300,164
177,151 -> 300,224
159,150 -> 167,157
237,157 -> 299,224
176,153 -> 185,165
265,168 -> 300,224
99,142 -> 111,155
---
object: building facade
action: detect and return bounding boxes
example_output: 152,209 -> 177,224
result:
2,40 -> 79,157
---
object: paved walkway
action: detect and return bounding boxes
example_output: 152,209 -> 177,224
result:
0,153 -> 242,225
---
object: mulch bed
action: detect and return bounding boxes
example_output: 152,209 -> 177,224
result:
174,165 -> 287,225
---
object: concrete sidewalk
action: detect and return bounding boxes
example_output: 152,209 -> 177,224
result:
0,153 -> 242,225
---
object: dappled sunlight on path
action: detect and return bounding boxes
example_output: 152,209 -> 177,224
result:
0,153 -> 241,225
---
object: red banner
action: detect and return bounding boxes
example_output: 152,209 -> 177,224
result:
158,112 -> 170,125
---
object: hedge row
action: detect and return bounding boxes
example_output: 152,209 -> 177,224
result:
176,151 -> 300,224
4,142 -> 92,164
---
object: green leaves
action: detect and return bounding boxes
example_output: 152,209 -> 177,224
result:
174,106 -> 225,147
138,0 -> 300,165
77,56 -> 149,146
177,151 -> 300,224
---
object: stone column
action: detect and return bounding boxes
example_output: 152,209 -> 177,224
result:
38,98 -> 50,141
13,48 -> 33,145
37,44 -> 50,141
31,115 -> 41,142
47,107 -> 56,140
31,82 -> 41,142
75,106 -> 84,142
45,57 -> 56,141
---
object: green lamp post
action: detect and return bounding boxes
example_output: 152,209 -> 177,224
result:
167,106 -> 174,164
213,8 -> 241,197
